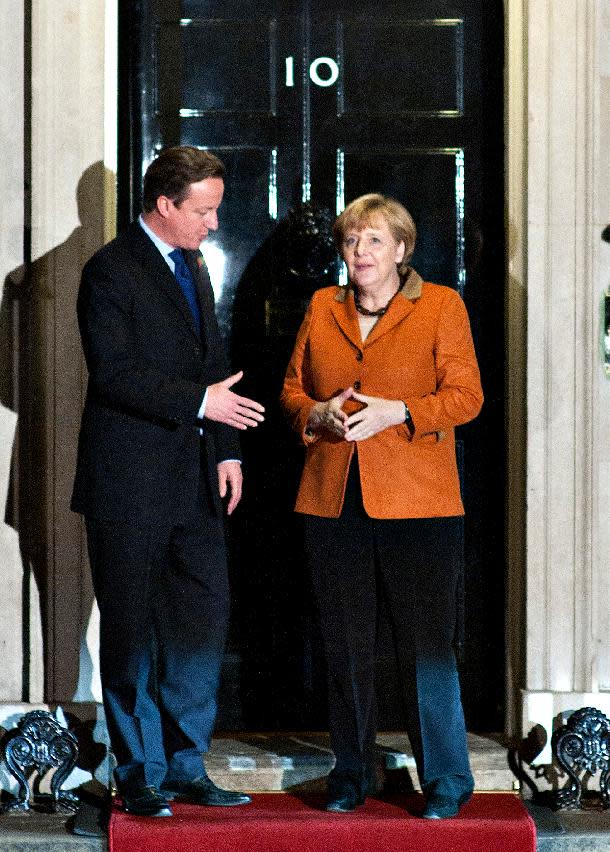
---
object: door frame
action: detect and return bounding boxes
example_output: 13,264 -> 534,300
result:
503,0 -> 527,737
111,0 -> 525,733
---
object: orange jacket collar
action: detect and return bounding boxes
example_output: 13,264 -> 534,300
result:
330,267 -> 423,349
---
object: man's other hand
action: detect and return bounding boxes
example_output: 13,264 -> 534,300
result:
217,461 -> 243,515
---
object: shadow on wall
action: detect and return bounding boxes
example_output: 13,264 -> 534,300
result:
0,161 -> 113,706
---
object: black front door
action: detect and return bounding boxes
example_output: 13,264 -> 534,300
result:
119,0 -> 505,732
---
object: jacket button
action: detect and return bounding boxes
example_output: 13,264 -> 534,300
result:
353,380 -> 361,391
355,351 -> 363,361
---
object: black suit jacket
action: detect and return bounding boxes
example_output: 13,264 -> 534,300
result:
71,221 -> 240,524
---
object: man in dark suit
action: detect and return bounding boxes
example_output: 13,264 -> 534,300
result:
72,147 -> 264,817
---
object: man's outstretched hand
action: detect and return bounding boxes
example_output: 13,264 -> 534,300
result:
205,371 -> 265,430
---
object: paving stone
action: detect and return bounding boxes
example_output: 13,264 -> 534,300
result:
535,808 -> 610,852
0,810 -> 105,851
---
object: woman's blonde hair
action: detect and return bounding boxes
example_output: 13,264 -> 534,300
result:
333,193 -> 417,277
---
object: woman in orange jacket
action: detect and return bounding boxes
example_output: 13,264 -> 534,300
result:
281,194 -> 483,819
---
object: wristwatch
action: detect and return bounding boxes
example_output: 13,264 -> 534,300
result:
403,402 -> 414,436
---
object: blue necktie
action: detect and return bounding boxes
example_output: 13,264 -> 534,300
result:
169,248 -> 201,335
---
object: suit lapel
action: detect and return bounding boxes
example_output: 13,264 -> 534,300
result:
128,223 -> 201,341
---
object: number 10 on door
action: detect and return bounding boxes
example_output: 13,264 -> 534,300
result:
285,56 -> 340,88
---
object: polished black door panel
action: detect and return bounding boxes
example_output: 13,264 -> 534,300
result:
339,20 -> 464,116
171,20 -> 277,113
119,0 -> 505,732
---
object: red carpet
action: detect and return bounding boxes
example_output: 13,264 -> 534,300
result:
109,792 -> 536,852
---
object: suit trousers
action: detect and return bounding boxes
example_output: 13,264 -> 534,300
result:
304,455 -> 473,800
86,473 -> 229,793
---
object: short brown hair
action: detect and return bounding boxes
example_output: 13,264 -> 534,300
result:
142,146 -> 226,213
333,193 -> 417,276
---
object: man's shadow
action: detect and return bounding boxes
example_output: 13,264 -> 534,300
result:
0,161 -> 113,784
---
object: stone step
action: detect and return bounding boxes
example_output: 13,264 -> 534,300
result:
531,803 -> 610,852
205,731 -> 518,793
2,797 -> 610,852
3,800 -> 610,852
3,733 -> 610,851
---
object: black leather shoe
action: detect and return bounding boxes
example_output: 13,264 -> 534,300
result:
162,776 -> 252,807
122,785 -> 173,817
325,790 -> 359,813
325,770 -> 376,813
422,791 -> 471,820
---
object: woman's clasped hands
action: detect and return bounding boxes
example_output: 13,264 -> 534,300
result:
307,387 -> 406,442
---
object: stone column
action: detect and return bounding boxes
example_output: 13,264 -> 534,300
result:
521,0 -> 610,762
28,0 -> 115,703
594,4 -> 610,693
0,0 -> 31,703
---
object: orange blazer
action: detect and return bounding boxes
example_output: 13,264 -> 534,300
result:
280,269 -> 483,519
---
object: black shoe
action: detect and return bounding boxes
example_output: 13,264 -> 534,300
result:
325,790 -> 359,813
162,776 -> 252,807
325,781 -> 366,813
422,790 -> 472,820
122,785 -> 173,817
325,768 -> 376,813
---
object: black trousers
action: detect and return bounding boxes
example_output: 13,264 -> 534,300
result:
304,457 -> 473,798
86,476 -> 229,792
